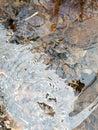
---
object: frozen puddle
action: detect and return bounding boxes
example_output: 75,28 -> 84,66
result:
0,24 -> 98,130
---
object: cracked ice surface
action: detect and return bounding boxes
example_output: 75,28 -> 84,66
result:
0,24 -> 98,130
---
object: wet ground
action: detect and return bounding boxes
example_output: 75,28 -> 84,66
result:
0,0 -> 98,130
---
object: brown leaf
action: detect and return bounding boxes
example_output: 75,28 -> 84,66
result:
37,102 -> 55,117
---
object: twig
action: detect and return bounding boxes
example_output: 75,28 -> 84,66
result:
24,12 -> 38,21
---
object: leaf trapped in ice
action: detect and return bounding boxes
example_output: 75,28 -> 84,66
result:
37,102 -> 55,116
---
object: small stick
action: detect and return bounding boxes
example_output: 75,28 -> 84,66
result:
24,12 -> 38,21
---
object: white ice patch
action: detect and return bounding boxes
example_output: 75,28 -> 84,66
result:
0,24 -> 98,130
